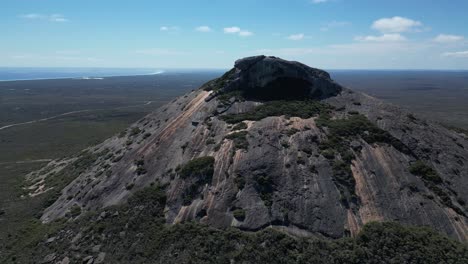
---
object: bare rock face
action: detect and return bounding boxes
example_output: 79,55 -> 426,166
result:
32,56 -> 468,241
222,56 -> 341,100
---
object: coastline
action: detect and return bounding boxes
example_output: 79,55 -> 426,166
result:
0,70 -> 165,82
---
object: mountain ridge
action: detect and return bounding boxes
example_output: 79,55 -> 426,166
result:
28,56 -> 468,241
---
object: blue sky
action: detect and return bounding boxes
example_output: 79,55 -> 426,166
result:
1,0 -> 468,69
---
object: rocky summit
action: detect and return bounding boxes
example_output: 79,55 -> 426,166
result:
30,56 -> 467,241
219,55 -> 342,100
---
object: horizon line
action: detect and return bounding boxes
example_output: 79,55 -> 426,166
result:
1,66 -> 468,71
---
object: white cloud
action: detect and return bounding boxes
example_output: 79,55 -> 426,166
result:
20,13 -> 68,22
372,16 -> 422,33
320,21 -> 350,31
224,27 -> 241,34
442,51 -> 468,58
355,33 -> 406,42
195,26 -> 212,32
312,0 -> 329,4
224,27 -> 253,37
433,34 -> 464,43
287,33 -> 305,41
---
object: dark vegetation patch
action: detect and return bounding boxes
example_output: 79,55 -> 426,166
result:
409,161 -> 442,184
232,209 -> 246,221
254,174 -> 274,207
409,161 -> 465,216
177,157 -> 215,205
232,122 -> 248,131
317,114 -> 411,155
234,176 -> 246,190
129,127 -> 142,137
284,128 -> 300,137
203,68 -> 236,92
221,100 -> 331,124
5,185 -> 468,264
134,158 -> 147,175
217,90 -> 245,107
225,131 -> 249,150
178,156 -> 215,180
68,205 -> 81,218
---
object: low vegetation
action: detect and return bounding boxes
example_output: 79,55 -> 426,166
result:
317,114 -> 411,155
221,100 -> 331,124
316,113 -> 414,208
178,156 -> 215,180
225,131 -> 249,150
203,68 -> 236,92
409,161 -> 442,184
254,174 -> 274,207
134,158 -> 147,175
217,90 -> 245,106
4,185 -> 467,264
177,157 -> 215,205
409,160 -> 465,216
232,122 -> 248,131
232,209 -> 246,221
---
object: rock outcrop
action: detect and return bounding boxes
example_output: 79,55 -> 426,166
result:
217,55 -> 342,100
31,56 -> 468,241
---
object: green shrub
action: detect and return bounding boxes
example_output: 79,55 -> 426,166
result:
221,100 -> 331,124
178,156 -> 215,181
409,161 -> 465,216
409,161 -> 442,184
284,128 -> 299,136
255,175 -> 274,207
317,114 -> 411,154
217,90 -> 245,106
233,209 -> 246,221
136,167 -> 147,175
129,127 -> 142,136
128,185 -> 167,210
225,131 -> 249,150
321,149 -> 335,159
232,122 -> 248,131
134,159 -> 147,175
203,68 -> 236,92
69,205 -> 81,217
8,195 -> 468,264
234,176 -> 246,190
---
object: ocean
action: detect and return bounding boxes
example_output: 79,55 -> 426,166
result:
0,67 -> 165,81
